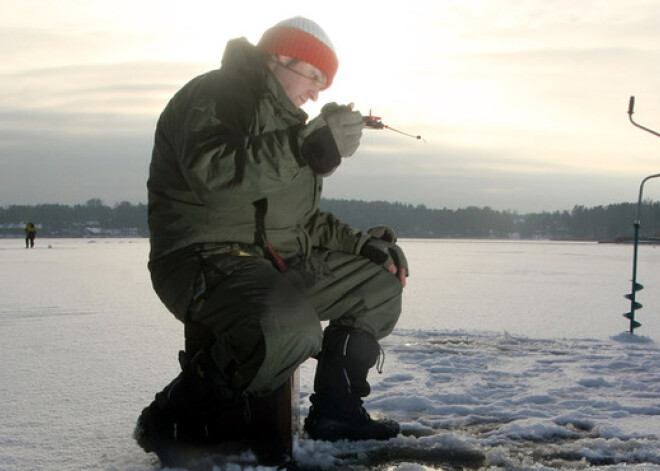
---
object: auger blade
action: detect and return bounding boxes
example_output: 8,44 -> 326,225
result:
624,302 -> 643,311
623,309 -> 643,319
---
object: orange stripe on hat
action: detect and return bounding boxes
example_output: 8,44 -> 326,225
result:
257,17 -> 338,90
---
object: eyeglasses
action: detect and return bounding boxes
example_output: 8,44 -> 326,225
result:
277,60 -> 327,89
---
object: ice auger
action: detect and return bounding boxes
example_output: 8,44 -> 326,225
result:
624,96 -> 660,333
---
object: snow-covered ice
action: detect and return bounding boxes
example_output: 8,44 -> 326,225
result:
0,238 -> 658,470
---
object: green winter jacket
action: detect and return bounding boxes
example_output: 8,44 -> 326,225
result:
147,38 -> 366,317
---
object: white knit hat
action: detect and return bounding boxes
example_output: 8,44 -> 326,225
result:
257,16 -> 338,89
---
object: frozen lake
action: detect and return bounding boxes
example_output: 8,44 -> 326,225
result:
0,238 -> 658,470
400,238 -> 660,339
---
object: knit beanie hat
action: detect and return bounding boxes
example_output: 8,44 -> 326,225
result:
257,16 -> 338,90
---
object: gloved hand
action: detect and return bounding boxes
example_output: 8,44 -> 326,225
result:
360,235 -> 408,286
321,102 -> 363,157
366,225 -> 397,243
299,103 -> 363,176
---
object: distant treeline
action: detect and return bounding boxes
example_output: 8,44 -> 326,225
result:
322,200 -> 660,241
0,199 -> 147,237
1,198 -> 660,241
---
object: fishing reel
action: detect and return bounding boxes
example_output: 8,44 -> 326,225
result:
364,115 -> 385,130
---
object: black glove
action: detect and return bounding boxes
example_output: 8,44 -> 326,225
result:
299,103 -> 363,175
360,238 -> 408,276
365,225 -> 397,243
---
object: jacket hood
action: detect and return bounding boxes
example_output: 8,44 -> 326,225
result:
221,37 -> 307,121
221,38 -> 267,77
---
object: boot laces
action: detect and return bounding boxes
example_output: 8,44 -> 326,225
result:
375,346 -> 385,374
242,392 -> 251,424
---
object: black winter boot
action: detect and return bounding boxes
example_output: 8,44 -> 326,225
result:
133,350 -> 250,452
303,326 -> 400,441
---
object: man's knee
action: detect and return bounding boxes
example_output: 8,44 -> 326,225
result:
346,259 -> 403,339
186,266 -> 322,395
247,305 -> 322,395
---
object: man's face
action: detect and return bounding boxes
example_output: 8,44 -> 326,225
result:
271,56 -> 328,108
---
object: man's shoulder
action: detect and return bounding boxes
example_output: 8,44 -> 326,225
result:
173,66 -> 256,105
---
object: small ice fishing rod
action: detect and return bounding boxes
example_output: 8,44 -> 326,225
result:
363,111 -> 425,141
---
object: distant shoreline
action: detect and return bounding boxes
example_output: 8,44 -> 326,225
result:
4,234 -> 656,244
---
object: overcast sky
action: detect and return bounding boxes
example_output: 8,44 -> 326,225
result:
2,0 -> 660,213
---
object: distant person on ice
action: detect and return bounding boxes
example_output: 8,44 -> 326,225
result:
25,222 -> 36,248
135,16 -> 408,457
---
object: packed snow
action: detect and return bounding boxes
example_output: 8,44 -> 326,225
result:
0,238 -> 658,470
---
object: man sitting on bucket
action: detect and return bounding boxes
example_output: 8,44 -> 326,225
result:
135,15 -> 408,458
